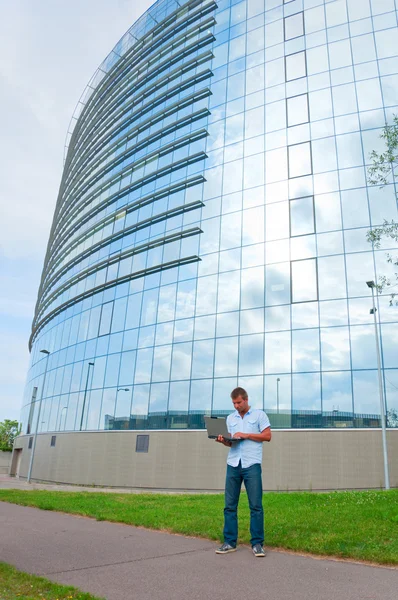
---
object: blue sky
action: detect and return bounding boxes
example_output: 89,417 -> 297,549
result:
0,0 -> 153,422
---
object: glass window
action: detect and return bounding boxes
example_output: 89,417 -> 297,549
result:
264,373 -> 291,412
320,299 -> 348,326
292,372 -> 321,411
329,39 -> 352,70
287,94 -> 309,127
170,342 -> 192,380
191,340 -> 214,378
288,142 -> 312,178
218,271 -> 241,312
152,345 -> 172,382
306,45 -> 329,75
131,384 -> 149,416
190,379 -> 212,412
317,231 -> 344,257
352,370 -> 379,415
332,83 -> 357,116
134,348 -> 153,384
314,192 -> 342,233
345,253 -> 375,297
239,334 -> 264,375
265,148 -> 288,183
292,329 -> 320,372
149,382 -> 168,414
285,51 -> 307,81
119,350 -> 136,386
312,137 -> 337,173
341,189 -> 370,228
98,301 -> 114,336
213,377 -> 238,412
241,266 -> 264,309
350,325 -> 377,370
265,331 -> 291,374
169,381 -> 189,413
266,263 -> 290,306
114,387 -> 132,423
284,12 -> 304,41
291,259 -> 318,302
214,337 -> 238,377
309,89 -> 333,121
318,255 -> 347,301
292,301 -> 319,329
195,274 -> 217,316
265,305 -> 291,332
266,202 -> 289,241
320,326 -> 350,371
290,196 -> 314,236
322,372 -> 353,413
240,308 -> 264,335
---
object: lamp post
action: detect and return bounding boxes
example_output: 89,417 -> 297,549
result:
58,406 -> 68,431
27,349 -> 50,483
276,378 -> 280,413
366,280 -> 390,490
80,361 -> 94,431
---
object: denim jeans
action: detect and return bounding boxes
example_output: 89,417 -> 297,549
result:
223,461 -> 264,547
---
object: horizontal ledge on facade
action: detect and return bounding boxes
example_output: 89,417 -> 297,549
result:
67,0 -> 217,151
29,254 -> 201,351
67,38 -> 215,168
35,175 -> 205,308
63,89 -> 212,197
37,225 -> 203,319
43,151 -> 207,281
43,175 -> 206,288
42,200 -> 204,303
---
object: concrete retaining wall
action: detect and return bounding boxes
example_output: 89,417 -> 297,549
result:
14,429 -> 398,491
0,451 -> 12,474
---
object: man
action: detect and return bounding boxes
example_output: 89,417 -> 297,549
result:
215,387 -> 271,557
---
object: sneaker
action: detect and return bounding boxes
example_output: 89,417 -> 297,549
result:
252,544 -> 266,557
215,542 -> 237,554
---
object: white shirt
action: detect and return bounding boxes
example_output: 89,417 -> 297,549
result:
226,408 -> 270,468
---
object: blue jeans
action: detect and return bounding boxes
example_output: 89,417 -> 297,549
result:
223,461 -> 264,547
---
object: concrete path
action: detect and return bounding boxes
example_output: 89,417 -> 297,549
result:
0,501 -> 396,600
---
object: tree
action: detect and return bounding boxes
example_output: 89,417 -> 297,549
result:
0,420 -> 21,452
387,408 -> 398,428
367,114 -> 398,303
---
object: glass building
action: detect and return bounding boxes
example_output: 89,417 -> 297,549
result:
22,0 -> 398,437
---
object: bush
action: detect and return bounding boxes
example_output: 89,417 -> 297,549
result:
0,420 -> 21,452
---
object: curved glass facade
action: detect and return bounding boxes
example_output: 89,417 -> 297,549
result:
22,0 -> 398,434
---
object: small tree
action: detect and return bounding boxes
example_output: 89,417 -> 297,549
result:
0,420 -> 21,452
367,115 -> 398,303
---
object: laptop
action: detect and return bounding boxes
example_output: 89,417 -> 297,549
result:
204,416 -> 243,442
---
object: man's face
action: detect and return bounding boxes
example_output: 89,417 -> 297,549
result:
232,395 -> 248,415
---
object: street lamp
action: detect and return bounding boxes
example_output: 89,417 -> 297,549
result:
58,406 -> 68,431
276,378 -> 280,413
80,361 -> 94,431
366,280 -> 390,490
27,349 -> 50,483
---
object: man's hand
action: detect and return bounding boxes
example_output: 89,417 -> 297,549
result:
215,435 -> 232,447
233,432 -> 248,439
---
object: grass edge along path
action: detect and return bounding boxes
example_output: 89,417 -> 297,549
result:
0,561 -> 105,600
0,488 -> 397,566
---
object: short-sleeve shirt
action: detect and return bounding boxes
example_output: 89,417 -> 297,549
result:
226,408 -> 270,468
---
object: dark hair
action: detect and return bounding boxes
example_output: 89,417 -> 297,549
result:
230,387 -> 248,401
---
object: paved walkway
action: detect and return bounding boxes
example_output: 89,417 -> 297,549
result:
0,484 -> 396,600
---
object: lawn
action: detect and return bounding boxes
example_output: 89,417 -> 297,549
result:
0,488 -> 397,565
0,562 -> 104,600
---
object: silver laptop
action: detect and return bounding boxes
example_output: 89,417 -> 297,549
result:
204,416 -> 243,442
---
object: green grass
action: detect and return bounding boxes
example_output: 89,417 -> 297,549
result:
0,562 -> 104,600
0,489 -> 397,565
